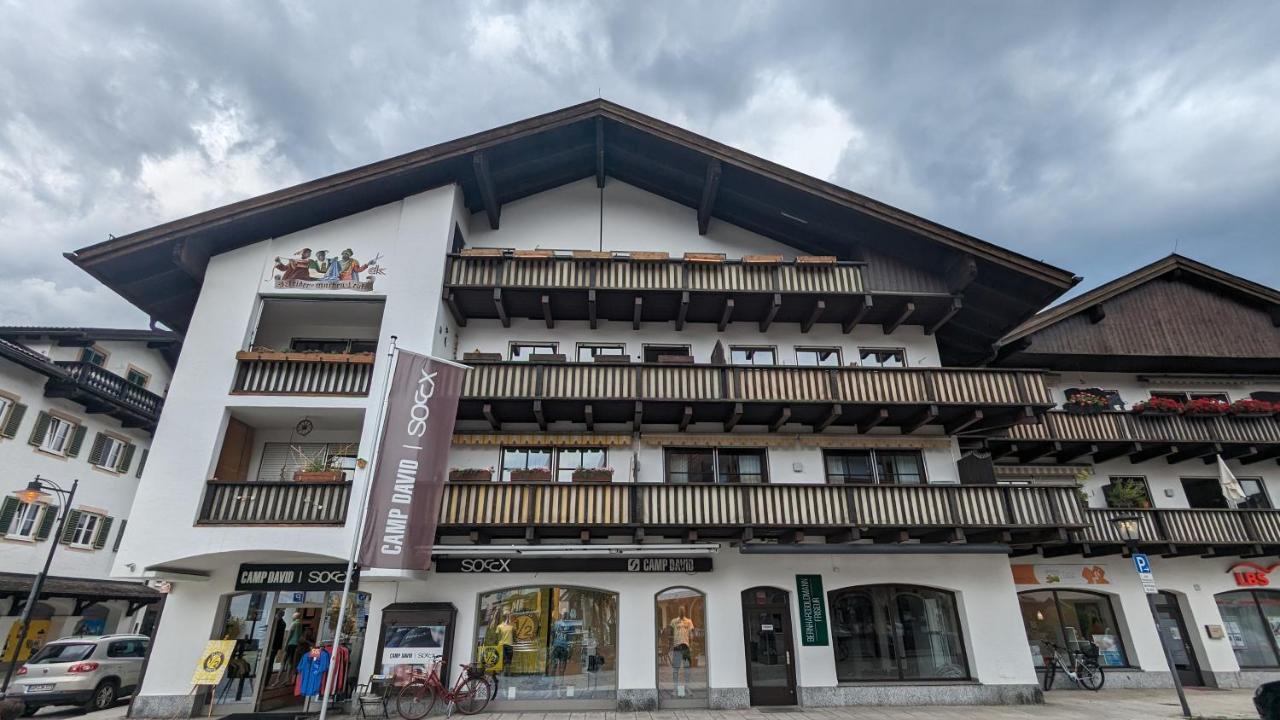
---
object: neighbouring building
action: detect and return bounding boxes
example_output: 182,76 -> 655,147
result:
56,100 -> 1280,715
0,327 -> 176,663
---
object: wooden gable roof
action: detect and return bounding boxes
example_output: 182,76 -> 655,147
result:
995,255 -> 1280,373
65,99 -> 1077,364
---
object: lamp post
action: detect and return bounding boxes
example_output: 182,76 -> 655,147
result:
1112,515 -> 1190,718
1,476 -> 78,696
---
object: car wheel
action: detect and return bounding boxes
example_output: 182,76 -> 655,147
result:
85,680 -> 118,712
20,705 -> 39,717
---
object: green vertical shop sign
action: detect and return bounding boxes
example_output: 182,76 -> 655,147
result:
795,574 -> 829,646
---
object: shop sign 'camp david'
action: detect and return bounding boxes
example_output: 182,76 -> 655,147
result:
359,351 -> 467,571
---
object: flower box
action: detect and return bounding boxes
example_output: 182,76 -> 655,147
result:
1063,390 -> 1111,415
293,470 -> 345,483
629,251 -> 669,262
528,353 -> 567,363
572,250 -> 612,260
572,468 -> 614,482
683,252 -> 726,264
460,247 -> 505,257
656,354 -> 695,365
238,350 -> 288,362
510,468 -> 552,482
743,254 -> 783,265
1183,397 -> 1230,418
514,249 -> 554,259
592,355 -> 632,364
463,352 -> 503,362
1130,397 -> 1184,416
449,468 -> 493,482
795,255 -> 837,265
1230,399 -> 1277,418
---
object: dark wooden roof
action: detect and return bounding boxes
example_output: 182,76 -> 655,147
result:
66,99 -> 1077,364
0,572 -> 161,603
995,255 -> 1280,373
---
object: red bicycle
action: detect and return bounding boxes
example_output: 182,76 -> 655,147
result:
396,660 -> 492,718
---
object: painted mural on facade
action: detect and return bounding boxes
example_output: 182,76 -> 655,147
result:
273,247 -> 385,291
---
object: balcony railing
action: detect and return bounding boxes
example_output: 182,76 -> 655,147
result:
232,352 -> 374,396
198,481 -> 352,525
1079,507 -> 1280,549
48,361 -> 164,430
438,482 -> 1086,542
1006,410 -> 1280,446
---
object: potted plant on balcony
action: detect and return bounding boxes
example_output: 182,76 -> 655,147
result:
1130,396 -> 1184,417
291,446 -> 346,483
510,467 -> 552,482
462,349 -> 502,362
572,467 -> 614,482
1230,398 -> 1277,418
1183,397 -> 1230,419
448,467 -> 494,482
1105,478 -> 1152,509
1063,390 -> 1111,415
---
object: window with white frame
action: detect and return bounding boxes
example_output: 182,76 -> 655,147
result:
576,344 -> 626,362
41,416 -> 75,455
858,348 -> 906,368
6,501 -> 44,539
96,436 -> 125,470
795,347 -> 842,367
509,342 -> 557,361
69,512 -> 102,548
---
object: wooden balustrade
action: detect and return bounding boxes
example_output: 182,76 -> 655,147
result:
54,360 -> 164,417
1079,507 -> 1280,547
460,361 -> 1054,407
1006,410 -> 1280,446
198,481 -> 352,524
232,353 -> 374,396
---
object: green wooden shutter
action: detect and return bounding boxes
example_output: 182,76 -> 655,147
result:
93,516 -> 114,549
27,411 -> 50,447
135,449 -> 149,478
59,509 -> 82,544
1,403 -> 27,438
0,497 -> 18,533
117,443 -> 136,473
35,505 -> 58,540
66,425 -> 88,458
85,432 -> 105,464
111,519 -> 127,552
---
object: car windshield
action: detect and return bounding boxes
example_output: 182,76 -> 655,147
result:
27,643 -> 95,664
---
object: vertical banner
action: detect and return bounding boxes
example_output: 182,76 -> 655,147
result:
795,574 -> 829,646
359,351 -> 467,570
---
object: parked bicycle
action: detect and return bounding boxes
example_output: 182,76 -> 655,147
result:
396,660 -> 493,718
1042,640 -> 1105,691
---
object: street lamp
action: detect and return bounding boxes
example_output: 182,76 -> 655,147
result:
1110,514 -> 1190,718
1,476 -> 78,696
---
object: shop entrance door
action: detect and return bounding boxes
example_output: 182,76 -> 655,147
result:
740,587 -> 796,706
1152,592 -> 1203,687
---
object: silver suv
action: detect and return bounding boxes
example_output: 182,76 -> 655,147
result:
8,634 -> 149,714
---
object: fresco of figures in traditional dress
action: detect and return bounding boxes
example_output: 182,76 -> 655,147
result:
273,247 -> 386,290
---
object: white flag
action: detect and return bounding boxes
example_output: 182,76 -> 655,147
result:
1217,455 -> 1247,507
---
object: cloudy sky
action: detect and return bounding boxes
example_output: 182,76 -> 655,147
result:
3,0 -> 1278,327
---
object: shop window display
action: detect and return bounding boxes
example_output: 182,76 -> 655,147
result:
1018,590 -> 1128,668
828,585 -> 968,681
655,587 -> 707,704
1216,590 -> 1280,668
475,586 -> 617,702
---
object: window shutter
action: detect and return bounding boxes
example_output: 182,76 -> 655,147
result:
0,496 -> 18,532
117,443 -> 136,473
35,505 -> 58,540
86,433 -> 106,465
111,519 -> 127,552
93,516 -> 114,549
67,425 -> 88,458
27,411 -> 50,447
60,510 -> 82,544
135,448 -> 149,478
1,403 -> 27,438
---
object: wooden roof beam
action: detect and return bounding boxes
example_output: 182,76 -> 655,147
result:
769,407 -> 792,433
945,254 -> 978,293
944,410 -> 983,435
857,408 -> 889,434
588,289 -> 598,329
633,296 -> 643,330
483,403 -> 500,431
172,238 -> 210,282
584,404 -> 594,432
1130,444 -> 1176,463
843,295 -> 873,334
493,288 -> 510,328
533,400 -> 547,431
676,291 -> 689,331
925,297 -> 963,336
679,405 -> 693,432
1167,443 -> 1221,465
1016,441 -> 1055,464
541,294 -> 554,329
633,401 -> 644,433
1208,445 -> 1257,463
760,294 -> 781,332
443,291 -> 466,327
725,402 -> 743,432
883,302 -> 916,335
802,300 -> 826,333
473,151 -> 501,230
1056,443 -> 1098,464
1092,442 -> 1138,463
718,297 -> 734,331
697,159 -> 722,235
816,404 -> 842,432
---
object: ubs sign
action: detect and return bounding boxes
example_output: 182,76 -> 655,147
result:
1229,562 -> 1278,588
235,563 -> 358,591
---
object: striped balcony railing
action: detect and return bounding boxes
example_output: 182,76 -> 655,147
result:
232,352 -> 374,396
198,481 -> 352,525
53,361 -> 164,419
1004,411 -> 1280,447
1077,507 -> 1280,548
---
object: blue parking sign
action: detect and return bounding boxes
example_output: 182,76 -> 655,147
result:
1133,553 -> 1151,574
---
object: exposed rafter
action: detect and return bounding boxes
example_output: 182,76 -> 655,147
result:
925,297 -> 963,336
843,295 -> 873,334
760,294 -> 781,332
802,300 -> 826,333
697,159 -> 722,235
472,151 -> 501,230
883,302 -> 916,335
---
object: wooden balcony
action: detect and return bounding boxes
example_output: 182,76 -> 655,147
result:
438,481 -> 1086,545
232,352 -> 374,396
443,254 -> 963,333
990,410 -> 1280,466
1052,507 -> 1280,558
461,361 -> 1055,432
198,481 -> 352,525
46,361 -> 164,432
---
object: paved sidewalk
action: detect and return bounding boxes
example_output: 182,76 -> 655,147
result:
469,689 -> 1259,720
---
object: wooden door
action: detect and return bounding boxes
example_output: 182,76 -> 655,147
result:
214,418 -> 254,481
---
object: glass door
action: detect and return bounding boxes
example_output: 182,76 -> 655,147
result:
1153,592 -> 1203,687
740,588 -> 796,706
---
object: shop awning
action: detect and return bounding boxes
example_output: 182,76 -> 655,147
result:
0,572 -> 162,605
